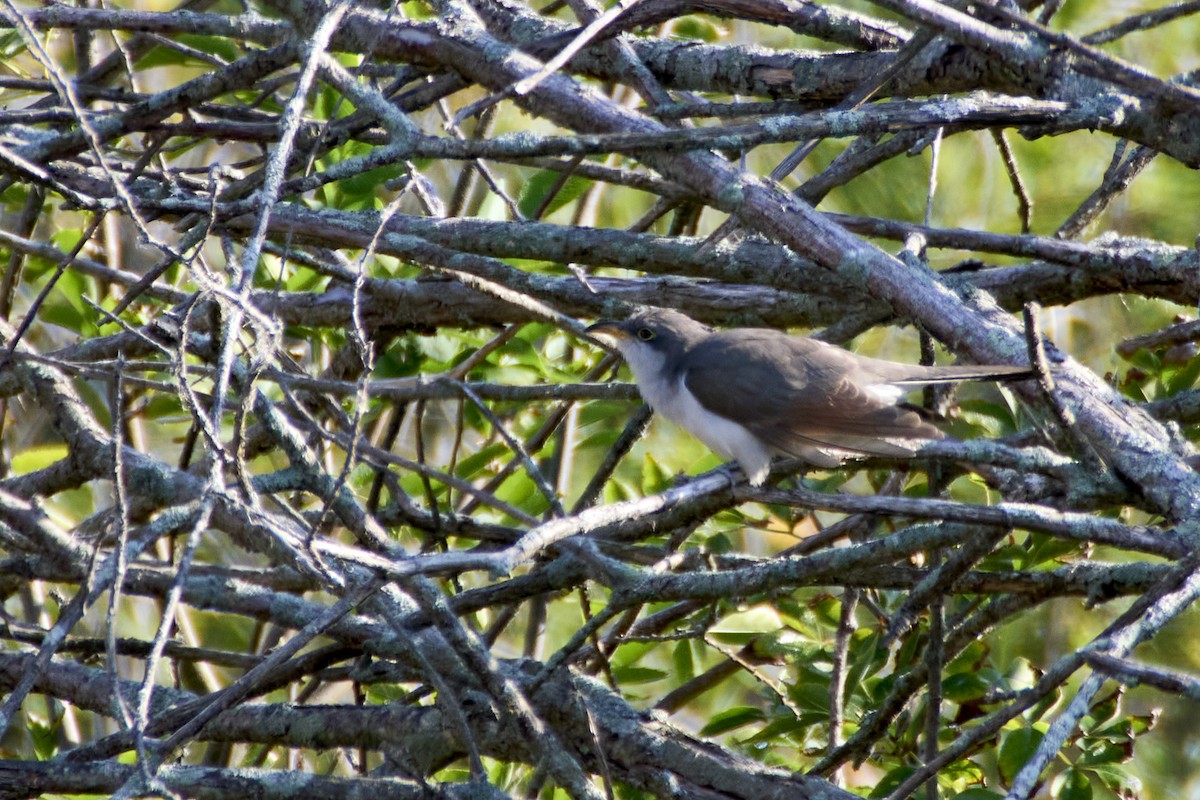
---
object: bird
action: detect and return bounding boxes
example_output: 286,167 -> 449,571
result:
586,307 -> 1034,485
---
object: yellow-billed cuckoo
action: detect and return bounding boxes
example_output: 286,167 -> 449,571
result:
587,307 -> 1033,485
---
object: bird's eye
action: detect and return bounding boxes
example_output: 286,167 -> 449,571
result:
636,327 -> 655,341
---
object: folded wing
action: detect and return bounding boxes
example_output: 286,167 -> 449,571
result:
681,330 -> 949,462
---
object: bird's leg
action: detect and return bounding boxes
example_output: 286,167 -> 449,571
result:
723,461 -> 746,489
667,461 -> 745,489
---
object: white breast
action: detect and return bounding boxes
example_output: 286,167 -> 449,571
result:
618,343 -> 773,484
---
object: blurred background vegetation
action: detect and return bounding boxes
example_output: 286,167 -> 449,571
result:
2,0 -> 1200,798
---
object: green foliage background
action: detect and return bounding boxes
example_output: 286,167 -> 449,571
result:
2,1 -> 1200,799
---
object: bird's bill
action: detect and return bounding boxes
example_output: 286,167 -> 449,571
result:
585,320 -> 629,348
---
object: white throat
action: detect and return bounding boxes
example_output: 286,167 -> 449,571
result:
615,341 -> 774,484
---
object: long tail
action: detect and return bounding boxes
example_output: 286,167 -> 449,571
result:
888,364 -> 1036,386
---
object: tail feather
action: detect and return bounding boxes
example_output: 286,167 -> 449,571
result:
885,364 -> 1035,387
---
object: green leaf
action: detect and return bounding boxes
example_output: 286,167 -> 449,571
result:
1085,763 -> 1142,795
891,624 -> 924,672
704,530 -> 734,553
284,264 -> 325,292
365,684 -> 410,703
700,706 -> 766,736
950,790 -> 1004,800
1026,684 -> 1063,724
1004,657 -> 1040,691
1,181 -> 31,211
710,606 -> 783,645
400,0 -> 433,20
998,726 -> 1044,785
0,29 -> 24,61
340,164 -> 406,207
603,477 -> 635,504
670,15 -> 727,42
453,442 -> 513,480
11,443 -> 70,474
946,640 -> 988,673
134,34 -> 240,68
844,631 -> 888,691
752,628 -> 809,660
810,594 -> 842,627
955,397 -> 1021,437
942,759 -> 986,789
29,715 -> 59,760
1165,350 -> 1200,394
1078,740 -> 1128,767
517,169 -> 593,220
1054,768 -> 1093,800
51,228 -> 84,255
870,765 -> 916,798
640,452 -> 671,495
744,714 -> 814,743
611,665 -> 667,685
943,672 -> 992,704
610,641 -> 654,669
1082,688 -> 1122,729
788,682 -> 830,716
1020,532 -> 1084,568
672,640 -> 695,682
42,267 -> 97,336
492,471 -> 550,518
1125,711 -> 1157,737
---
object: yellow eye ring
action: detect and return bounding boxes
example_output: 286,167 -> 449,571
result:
636,328 -> 655,341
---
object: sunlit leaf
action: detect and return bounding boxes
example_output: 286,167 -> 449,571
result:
10,443 -> 70,474
710,606 -> 784,645
998,727 -> 1044,785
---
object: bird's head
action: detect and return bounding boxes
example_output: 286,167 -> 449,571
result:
586,307 -> 711,383
586,307 -> 710,360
